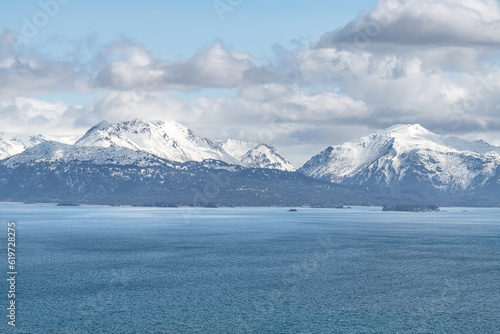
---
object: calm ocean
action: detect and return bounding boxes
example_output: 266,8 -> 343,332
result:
1,204 -> 499,333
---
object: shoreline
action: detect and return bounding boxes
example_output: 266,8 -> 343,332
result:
1,202 -> 499,210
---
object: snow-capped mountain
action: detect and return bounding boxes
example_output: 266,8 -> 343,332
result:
299,124 -> 500,192
0,133 -> 49,160
75,119 -> 239,164
216,139 -> 296,171
2,141 -> 170,168
1,120 -> 296,170
1,122 -> 499,206
240,144 -> 296,172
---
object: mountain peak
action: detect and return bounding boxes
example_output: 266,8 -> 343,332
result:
75,119 -> 238,164
123,118 -> 181,127
93,120 -> 111,130
216,138 -> 296,171
239,143 -> 296,171
101,119 -> 186,132
0,132 -> 50,160
382,123 -> 431,135
300,124 -> 500,190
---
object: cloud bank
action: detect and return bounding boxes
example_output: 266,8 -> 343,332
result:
1,0 -> 500,165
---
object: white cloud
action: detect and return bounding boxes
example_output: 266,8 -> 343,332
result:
3,0 -> 500,165
93,41 -> 271,91
318,0 -> 500,48
0,97 -> 75,137
0,31 -> 88,97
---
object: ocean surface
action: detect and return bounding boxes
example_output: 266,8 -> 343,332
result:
0,204 -> 499,333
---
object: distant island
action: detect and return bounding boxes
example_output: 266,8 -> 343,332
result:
382,205 -> 440,212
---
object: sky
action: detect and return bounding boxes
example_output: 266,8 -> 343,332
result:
1,0 -> 500,166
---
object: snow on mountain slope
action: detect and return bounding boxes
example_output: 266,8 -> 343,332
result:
75,119 -> 239,164
240,144 -> 296,171
0,133 -> 49,160
300,124 -> 500,191
2,141 -> 170,168
215,139 -> 296,171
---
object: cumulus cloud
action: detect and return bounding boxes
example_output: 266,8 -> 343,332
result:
93,41 -> 287,91
292,0 -> 500,137
313,0 -> 500,74
0,31 -> 88,97
3,0 -> 500,165
296,46 -> 500,129
317,0 -> 500,48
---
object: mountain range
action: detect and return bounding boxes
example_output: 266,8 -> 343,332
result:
300,124 -> 500,192
0,120 -> 499,207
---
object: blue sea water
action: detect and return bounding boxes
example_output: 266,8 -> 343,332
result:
0,204 -> 499,334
